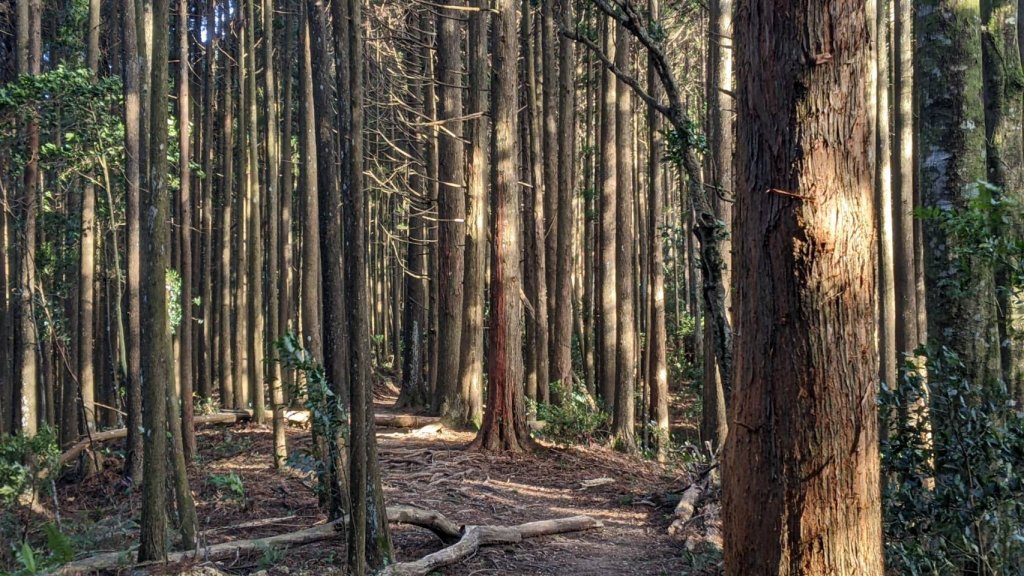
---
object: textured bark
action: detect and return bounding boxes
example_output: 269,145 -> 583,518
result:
178,0 -> 196,461
875,0 -> 897,410
523,0 -> 549,405
432,0 -> 468,423
77,0 -> 101,435
612,24 -> 636,453
198,0 -> 217,401
551,0 -> 576,396
397,10 -> 430,411
473,0 -> 532,453
541,0 -> 559,348
306,0 -> 349,520
138,0 -> 171,557
723,2 -> 883,573
121,0 -> 144,482
218,34 -> 236,410
14,0 -> 41,436
233,22 -> 250,410
299,9 -> 322,383
598,18 -> 618,411
456,0 -> 488,428
264,0 -> 286,469
344,0 -> 393,570
982,0 -> 1023,389
645,0 -> 669,461
918,0 -> 995,385
245,0 -> 266,425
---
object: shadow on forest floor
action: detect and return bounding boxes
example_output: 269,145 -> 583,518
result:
6,398 -> 723,575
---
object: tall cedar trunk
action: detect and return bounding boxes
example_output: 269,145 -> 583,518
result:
982,0 -> 1022,389
701,0 -> 731,453
892,0 -> 924,410
279,0 -> 296,404
875,0 -> 898,416
77,0 -> 101,434
178,0 -> 196,461
456,0 -> 488,427
541,0 -> 558,357
233,20 -> 250,410
551,0 -> 575,396
523,0 -> 549,405
433,0 -> 468,422
198,0 -> 217,400
598,18 -> 617,411
14,0 -> 41,436
264,0 -> 287,468
918,1 -> 995,386
345,1 -> 393,570
306,0 -> 349,520
122,0 -> 144,481
723,2 -> 883,573
582,15 -> 597,398
473,0 -> 532,452
397,8 -> 430,410
218,33 -> 235,409
299,5 -> 323,391
612,23 -> 636,452
245,0 -> 266,424
645,0 -> 670,461
138,0 -> 171,557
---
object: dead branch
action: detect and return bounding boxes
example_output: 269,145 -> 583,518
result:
381,515 -> 603,576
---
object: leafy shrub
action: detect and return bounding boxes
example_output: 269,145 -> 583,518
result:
531,381 -> 610,446
880,348 -> 1024,575
209,472 -> 246,502
0,427 -> 60,506
9,523 -> 74,576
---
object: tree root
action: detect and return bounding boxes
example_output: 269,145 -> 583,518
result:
55,506 -> 600,575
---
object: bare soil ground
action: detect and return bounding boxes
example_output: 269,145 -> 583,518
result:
12,402 -> 722,575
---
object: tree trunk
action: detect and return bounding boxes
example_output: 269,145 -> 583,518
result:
432,0 -> 468,423
264,0 -> 286,469
612,23 -> 636,453
245,0 -> 265,425
645,0 -> 669,461
551,0 -> 575,397
598,18 -> 617,412
723,2 -> 883,573
138,0 -> 172,557
178,0 -> 196,461
456,0 -> 488,429
473,0 -> 532,453
218,30 -> 236,410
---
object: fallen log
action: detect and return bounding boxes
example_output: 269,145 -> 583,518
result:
56,518 -> 344,574
57,412 -> 252,468
56,507 -> 600,575
374,414 -> 441,429
381,515 -> 603,576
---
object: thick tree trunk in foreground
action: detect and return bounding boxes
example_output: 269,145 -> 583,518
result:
723,2 -> 883,574
597,18 -> 617,412
473,0 -> 532,452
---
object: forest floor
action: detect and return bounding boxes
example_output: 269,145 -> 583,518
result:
11,398 -> 723,575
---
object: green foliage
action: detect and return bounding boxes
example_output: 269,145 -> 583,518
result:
0,65 -> 124,182
880,349 -> 1024,574
0,427 -> 60,507
531,381 -> 610,446
194,394 -> 221,416
275,333 -> 349,498
257,543 -> 285,569
662,118 -> 708,164
166,268 -> 182,332
9,524 -> 74,576
209,472 -> 246,502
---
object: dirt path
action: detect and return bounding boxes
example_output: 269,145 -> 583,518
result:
44,410 -> 719,575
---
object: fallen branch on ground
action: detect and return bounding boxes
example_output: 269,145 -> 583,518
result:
382,514 -> 603,576
56,506 -> 600,575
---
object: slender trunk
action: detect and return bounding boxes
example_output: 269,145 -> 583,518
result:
218,32 -> 236,409
473,0 -> 532,452
612,23 -> 636,453
245,0 -> 266,424
456,0 -> 488,427
432,0 -> 468,423
178,0 -> 196,461
138,0 -> 172,556
598,18 -> 617,411
551,0 -> 575,397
